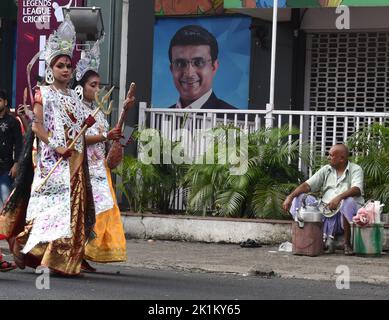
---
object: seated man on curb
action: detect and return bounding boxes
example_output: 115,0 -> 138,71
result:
282,144 -> 364,255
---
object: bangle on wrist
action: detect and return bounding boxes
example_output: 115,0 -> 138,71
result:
32,115 -> 43,124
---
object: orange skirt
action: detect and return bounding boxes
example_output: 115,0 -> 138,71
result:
84,165 -> 126,262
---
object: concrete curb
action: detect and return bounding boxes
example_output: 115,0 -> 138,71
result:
122,213 -> 291,244
121,212 -> 389,249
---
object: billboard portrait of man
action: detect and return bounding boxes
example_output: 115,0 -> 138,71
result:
152,17 -> 251,109
168,25 -> 236,109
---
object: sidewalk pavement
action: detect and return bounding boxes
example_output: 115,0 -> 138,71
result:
2,239 -> 388,284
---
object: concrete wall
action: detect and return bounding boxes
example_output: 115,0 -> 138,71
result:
125,0 -> 155,144
122,214 -> 292,244
122,213 -> 389,250
248,18 -> 296,110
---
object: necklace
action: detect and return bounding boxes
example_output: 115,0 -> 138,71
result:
51,86 -> 84,139
83,100 -> 94,110
50,85 -> 70,96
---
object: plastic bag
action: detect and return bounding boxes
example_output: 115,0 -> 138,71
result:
278,241 -> 292,252
352,201 -> 375,227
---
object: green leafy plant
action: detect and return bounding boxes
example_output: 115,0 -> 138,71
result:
113,130 -> 185,213
183,126 -> 310,219
347,124 -> 389,212
113,155 -> 159,213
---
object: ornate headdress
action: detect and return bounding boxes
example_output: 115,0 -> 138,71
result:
44,14 -> 76,66
75,40 -> 101,82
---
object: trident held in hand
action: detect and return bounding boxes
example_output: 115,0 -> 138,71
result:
35,86 -> 115,192
97,86 -> 114,116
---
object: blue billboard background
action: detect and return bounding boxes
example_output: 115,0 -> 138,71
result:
152,16 -> 251,109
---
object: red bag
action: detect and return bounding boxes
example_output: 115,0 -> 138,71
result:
106,141 -> 123,169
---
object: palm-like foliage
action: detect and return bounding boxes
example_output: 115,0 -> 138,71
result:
347,124 -> 389,212
116,125 -> 311,218
113,130 -> 186,213
183,163 -> 229,215
184,126 -> 310,218
113,155 -> 159,212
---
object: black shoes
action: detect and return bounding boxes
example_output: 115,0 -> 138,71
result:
344,244 -> 354,256
239,239 -> 262,248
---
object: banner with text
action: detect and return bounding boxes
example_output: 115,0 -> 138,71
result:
16,0 -> 84,107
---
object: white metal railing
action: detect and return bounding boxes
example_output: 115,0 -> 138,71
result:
137,102 -> 389,210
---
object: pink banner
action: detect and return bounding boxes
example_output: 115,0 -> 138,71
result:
16,0 -> 84,107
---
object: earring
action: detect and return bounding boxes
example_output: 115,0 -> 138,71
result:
45,68 -> 54,84
75,85 -> 84,101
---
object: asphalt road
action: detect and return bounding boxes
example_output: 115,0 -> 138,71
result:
0,264 -> 388,301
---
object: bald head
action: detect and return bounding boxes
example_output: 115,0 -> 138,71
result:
328,144 -> 349,169
332,144 -> 349,158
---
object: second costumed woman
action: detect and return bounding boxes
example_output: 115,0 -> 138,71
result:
74,40 -> 135,271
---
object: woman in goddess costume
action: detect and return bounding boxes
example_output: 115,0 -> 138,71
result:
1,15 -> 96,276
73,40 -> 135,271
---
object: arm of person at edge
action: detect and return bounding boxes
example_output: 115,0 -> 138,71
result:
326,186 -> 361,211
17,104 -> 34,133
9,162 -> 18,179
32,103 -> 73,158
282,182 -> 311,213
9,117 -> 23,179
85,127 -> 122,146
